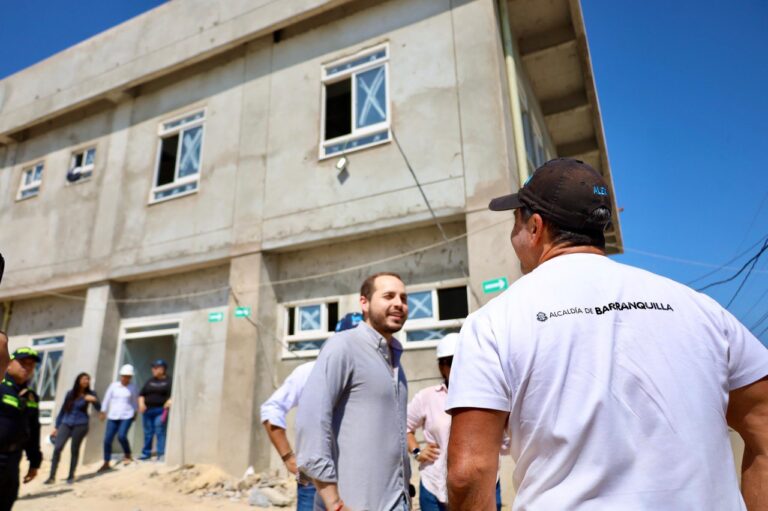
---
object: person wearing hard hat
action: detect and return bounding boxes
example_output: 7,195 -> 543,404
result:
98,364 -> 138,471
0,347 -> 42,510
406,334 -> 505,511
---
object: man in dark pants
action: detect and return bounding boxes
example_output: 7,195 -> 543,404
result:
0,348 -> 42,510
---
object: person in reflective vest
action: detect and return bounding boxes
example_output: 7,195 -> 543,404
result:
0,347 -> 42,511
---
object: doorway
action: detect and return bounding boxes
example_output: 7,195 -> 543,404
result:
116,321 -> 179,459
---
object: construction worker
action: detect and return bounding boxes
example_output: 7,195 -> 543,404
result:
0,347 -> 43,511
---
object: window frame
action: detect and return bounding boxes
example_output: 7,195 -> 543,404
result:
400,279 -> 468,349
281,296 -> 342,358
319,43 -> 391,159
66,146 -> 97,185
31,335 -> 66,425
16,162 -> 45,201
149,109 -> 206,204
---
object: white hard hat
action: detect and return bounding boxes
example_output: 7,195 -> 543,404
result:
436,333 -> 459,359
119,364 -> 135,376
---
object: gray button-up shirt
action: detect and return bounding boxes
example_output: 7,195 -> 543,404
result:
296,323 -> 410,511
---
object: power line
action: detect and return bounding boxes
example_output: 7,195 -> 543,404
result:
725,240 -> 768,308
391,128 -> 483,308
685,234 -> 768,285
697,240 -> 768,293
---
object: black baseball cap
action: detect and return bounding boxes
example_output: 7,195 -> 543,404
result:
152,359 -> 168,368
489,158 -> 612,231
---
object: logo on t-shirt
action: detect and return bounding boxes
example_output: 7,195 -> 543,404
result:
535,300 -> 675,322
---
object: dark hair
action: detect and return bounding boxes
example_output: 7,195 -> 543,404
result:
63,372 -> 92,413
360,272 -> 404,301
520,205 -> 611,249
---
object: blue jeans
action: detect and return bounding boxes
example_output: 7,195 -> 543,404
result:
141,407 -> 167,458
104,418 -> 134,462
297,482 -> 319,511
419,480 -> 502,510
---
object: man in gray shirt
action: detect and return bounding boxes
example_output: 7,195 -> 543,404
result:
297,272 -> 411,511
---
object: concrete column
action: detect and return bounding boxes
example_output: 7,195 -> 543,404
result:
62,282 -> 122,463
217,252 -> 277,475
450,0 -> 521,309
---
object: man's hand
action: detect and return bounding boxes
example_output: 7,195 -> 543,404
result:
98,412 -> 106,421
23,468 -> 38,483
417,443 -> 440,463
728,376 -> 768,510
447,408 -> 508,511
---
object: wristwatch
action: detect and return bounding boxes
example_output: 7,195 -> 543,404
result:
411,447 -> 421,460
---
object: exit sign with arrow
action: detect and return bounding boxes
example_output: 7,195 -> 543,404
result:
482,277 -> 509,294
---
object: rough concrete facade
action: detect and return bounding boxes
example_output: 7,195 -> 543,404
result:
0,2 -> 620,502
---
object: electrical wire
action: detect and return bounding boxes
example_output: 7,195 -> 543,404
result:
725,240 -> 768,308
697,239 -> 768,292
391,128 -> 484,307
685,234 -> 768,285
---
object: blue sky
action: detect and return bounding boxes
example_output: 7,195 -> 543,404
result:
582,0 -> 768,344
1,1 -> 766,343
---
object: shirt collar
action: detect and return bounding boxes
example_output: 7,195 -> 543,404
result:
2,375 -> 26,391
357,322 -> 404,367
435,383 -> 448,393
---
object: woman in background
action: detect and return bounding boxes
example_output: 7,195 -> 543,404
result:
98,364 -> 138,471
44,372 -> 100,484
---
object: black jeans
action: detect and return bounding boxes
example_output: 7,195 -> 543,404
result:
50,423 -> 89,480
0,452 -> 21,511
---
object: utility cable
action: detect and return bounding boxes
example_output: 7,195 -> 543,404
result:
686,234 -> 768,286
697,240 -> 768,292
391,128 -> 484,307
725,240 -> 768,309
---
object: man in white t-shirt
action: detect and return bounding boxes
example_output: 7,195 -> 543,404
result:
445,158 -> 768,510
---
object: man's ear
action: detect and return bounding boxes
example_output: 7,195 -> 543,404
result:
530,213 -> 546,242
359,295 -> 369,317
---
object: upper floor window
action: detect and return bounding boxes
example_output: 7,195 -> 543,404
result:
283,299 -> 340,355
66,147 -> 96,183
402,284 -> 468,344
321,44 -> 390,158
151,110 -> 205,203
519,88 -> 547,179
17,162 -> 44,200
31,335 -> 65,425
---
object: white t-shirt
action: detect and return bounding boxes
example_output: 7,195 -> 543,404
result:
260,361 -> 315,429
446,253 -> 768,511
102,381 -> 138,420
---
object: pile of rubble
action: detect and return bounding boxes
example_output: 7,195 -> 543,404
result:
156,464 -> 295,507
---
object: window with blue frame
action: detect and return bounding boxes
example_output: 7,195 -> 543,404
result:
403,285 -> 468,345
321,44 -> 390,158
152,110 -> 205,203
284,300 -> 339,354
17,162 -> 44,200
31,335 -> 65,424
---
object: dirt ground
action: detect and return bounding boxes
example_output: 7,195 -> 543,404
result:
14,459 -> 288,511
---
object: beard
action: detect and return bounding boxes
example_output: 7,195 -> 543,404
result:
367,305 -> 406,336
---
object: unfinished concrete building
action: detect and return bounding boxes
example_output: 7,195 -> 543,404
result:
0,0 -> 621,494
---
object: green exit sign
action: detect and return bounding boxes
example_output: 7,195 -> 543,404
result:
234,306 -> 251,318
482,277 -> 509,294
208,312 -> 224,323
